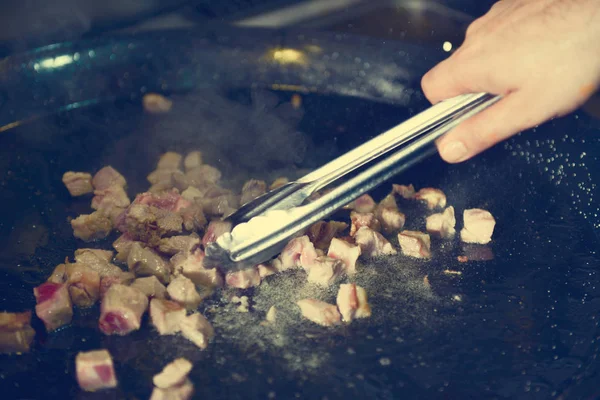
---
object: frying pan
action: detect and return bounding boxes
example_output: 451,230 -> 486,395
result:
1,27 -> 600,400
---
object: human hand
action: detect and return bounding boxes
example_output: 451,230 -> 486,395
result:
421,0 -> 600,163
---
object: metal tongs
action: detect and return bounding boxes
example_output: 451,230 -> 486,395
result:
205,92 -> 501,272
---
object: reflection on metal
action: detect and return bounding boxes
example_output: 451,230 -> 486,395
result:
270,83 -> 312,93
268,48 -> 307,65
33,54 -> 74,71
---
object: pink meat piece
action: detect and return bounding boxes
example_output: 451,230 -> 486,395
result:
34,282 -> 73,332
153,358 -> 193,389
92,166 -> 126,190
277,235 -> 318,271
306,220 -> 348,250
171,249 -> 224,288
91,185 -> 130,212
336,283 -> 371,323
240,179 -> 267,205
354,227 -> 397,257
392,184 -> 416,199
349,212 -> 381,236
461,208 -> 496,244
201,220 -> 232,246
0,311 -> 36,354
71,212 -> 113,242
183,151 -> 203,171
426,206 -> 456,238
75,349 -> 118,392
130,276 -> 167,299
296,299 -> 341,327
180,313 -> 214,350
225,267 -> 261,289
150,379 -> 194,400
99,284 -> 148,336
149,298 -> 187,335
376,207 -> 406,234
134,189 -> 192,212
398,230 -> 432,259
327,238 -> 361,275
167,276 -> 202,310
62,172 -> 94,196
99,272 -> 135,298
345,194 -> 376,213
65,263 -> 101,308
414,188 -> 447,210
306,256 -> 344,286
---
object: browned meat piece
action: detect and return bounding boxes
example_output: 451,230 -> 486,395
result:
127,243 -> 171,284
62,172 -> 93,196
47,263 -> 67,283
99,284 -> 148,336
170,170 -> 190,192
426,206 -> 456,238
133,189 -> 192,212
153,358 -> 193,389
180,313 -> 214,350
75,349 -> 118,392
157,152 -> 182,170
158,235 -> 200,256
306,256 -> 344,286
149,298 -> 187,335
130,276 -> 167,299
336,283 -> 371,323
91,185 -> 130,213
171,249 -> 224,288
74,248 -> 122,277
71,212 -> 113,242
398,230 -> 431,258
306,220 -> 348,250
181,186 -> 204,202
327,238 -> 361,275
112,234 -> 137,262
143,93 -> 173,114
414,188 -> 447,210
296,299 -> 341,327
198,185 -> 239,216
201,220 -> 232,246
277,235 -> 318,271
257,263 -> 277,278
225,267 -> 261,289
179,203 -> 207,232
150,379 -> 194,400
378,192 -> 398,209
349,212 -> 381,236
99,272 -> 135,298
461,208 -> 496,244
392,183 -> 416,199
65,263 -> 101,308
461,244 -> 494,261
120,204 -> 183,243
92,166 -> 126,191
269,177 -> 289,190
240,179 -> 267,205
345,194 -> 376,213
377,207 -> 406,234
34,282 -> 73,332
0,311 -> 36,354
185,165 -> 222,187
147,169 -> 181,186
167,276 -> 202,310
354,227 -> 397,257
183,151 -> 203,171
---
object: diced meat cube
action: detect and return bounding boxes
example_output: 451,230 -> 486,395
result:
392,184 -> 416,199
461,244 -> 494,261
198,185 -> 239,216
181,186 -> 204,202
398,230 -> 431,259
158,235 -> 200,256
414,188 -> 446,210
149,298 -> 187,335
130,276 -> 167,299
157,152 -> 182,171
143,93 -> 173,114
171,249 -> 224,288
127,243 -> 171,284
266,306 -> 277,323
75,349 -> 118,392
92,166 -> 126,191
119,204 -> 184,242
307,220 -> 348,250
74,248 -> 122,277
71,212 -> 113,242
225,267 -> 261,289
91,185 -> 130,212
327,238 -> 361,275
34,282 -> 73,332
133,189 -> 192,212
153,358 -> 193,389
426,206 -> 456,238
99,284 -> 148,336
349,212 -> 381,236
179,203 -> 207,232
306,256 -> 344,286
376,207 -> 405,234
277,235 -> 318,271
240,179 -> 267,205
185,165 -> 222,187
65,263 -> 101,308
170,170 -> 190,191
99,272 -> 135,298
180,313 -> 214,350
47,263 -> 67,283
345,194 -> 376,213
62,172 -> 93,196
184,151 -> 203,171
336,283 -> 371,323
147,169 -> 179,186
150,379 -> 194,400
0,311 -> 36,354
202,220 -> 233,246
167,276 -> 202,310
378,192 -> 398,209
296,299 -> 341,327
354,227 -> 397,257
257,263 -> 277,278
269,177 -> 289,190
460,208 -> 496,244
112,234 -> 136,262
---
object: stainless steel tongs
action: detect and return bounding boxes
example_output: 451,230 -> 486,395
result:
205,92 -> 501,272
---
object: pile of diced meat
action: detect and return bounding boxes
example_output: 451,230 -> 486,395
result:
1,150 -> 496,394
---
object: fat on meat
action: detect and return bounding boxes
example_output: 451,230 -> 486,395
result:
62,172 -> 94,196
65,263 -> 101,308
127,243 -> 171,284
33,282 -> 73,332
99,272 -> 135,298
149,298 -> 187,335
240,179 -> 267,205
0,311 -> 36,354
171,249 -> 224,288
167,275 -> 202,310
307,220 -> 348,250
92,166 -> 126,191
225,267 -> 261,289
349,211 -> 381,236
180,313 -> 214,350
306,256 -> 344,286
354,227 -> 397,257
392,184 -> 416,199
71,212 -> 113,242
277,235 -> 318,271
296,299 -> 341,327
150,379 -> 194,400
327,238 -> 361,275
183,151 -> 203,171
130,276 -> 167,299
398,230 -> 432,259
75,349 -> 118,392
345,194 -> 376,213
153,358 -> 193,389
202,220 -> 233,246
426,206 -> 456,238
460,208 -> 496,244
414,188 -> 447,210
336,283 -> 371,323
99,284 -> 148,336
